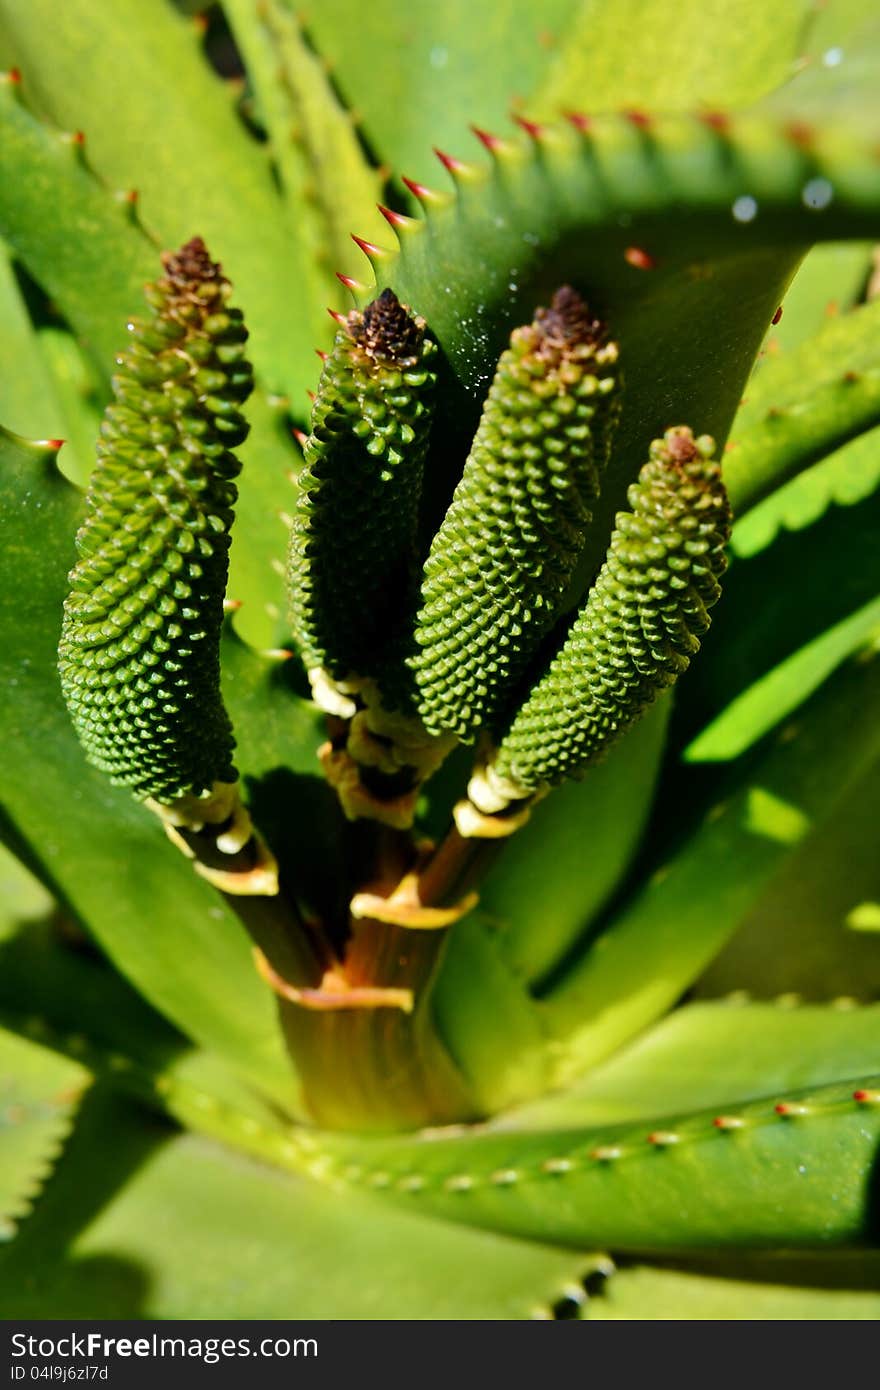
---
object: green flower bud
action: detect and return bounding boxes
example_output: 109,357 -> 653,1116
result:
287,289 -> 438,702
58,237 -> 252,805
386,286 -> 621,740
474,427 -> 731,807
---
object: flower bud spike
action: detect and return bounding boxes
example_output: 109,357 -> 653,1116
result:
379,286 -> 622,741
477,427 -> 731,807
287,287 -> 439,690
58,238 -> 265,874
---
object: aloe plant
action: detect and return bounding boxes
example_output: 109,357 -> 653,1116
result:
1,0 -> 880,1321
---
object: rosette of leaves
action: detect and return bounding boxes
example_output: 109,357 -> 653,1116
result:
1,0 -> 880,1323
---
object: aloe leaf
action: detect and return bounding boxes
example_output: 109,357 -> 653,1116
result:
685,595 -> 880,762
0,1090 -> 597,1319
505,1000 -> 880,1130
0,245 -> 81,473
538,649 -> 880,1080
0,428 -> 291,1102
0,88 -> 293,645
0,1026 -> 89,1241
34,327 -> 106,489
723,296 -> 880,514
365,92 -> 880,614
223,0 -> 387,295
732,425 -> 880,559
530,0 -> 813,114
758,241 -> 872,359
320,1075 -> 880,1251
0,843 -> 53,940
449,697 -> 670,990
696,761 -> 880,1002
299,0 -> 581,181
586,1257 -> 880,1320
0,0 -> 313,396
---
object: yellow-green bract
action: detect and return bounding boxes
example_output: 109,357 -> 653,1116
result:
58,237 -> 252,804
475,427 -> 731,806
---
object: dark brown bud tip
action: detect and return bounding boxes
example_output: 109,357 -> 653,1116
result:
349,287 -> 425,365
161,236 -> 224,289
533,285 -> 605,353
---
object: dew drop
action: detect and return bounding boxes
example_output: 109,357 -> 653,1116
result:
732,195 -> 758,223
802,177 -> 833,210
822,46 -> 843,67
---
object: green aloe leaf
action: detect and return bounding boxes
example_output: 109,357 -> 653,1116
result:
680,482 -> 880,761
0,427 -> 291,1103
320,1075 -> 880,1251
0,245 -> 84,476
0,1027 -> 89,1241
529,0 -> 813,114
538,648 -> 880,1081
757,241 -> 872,359
586,1257 -> 880,1320
300,0 -> 581,182
506,999 -> 880,1129
223,0 -> 387,297
0,1089 -> 599,1319
0,88 -> 297,645
723,296 -> 880,514
696,760 -> 880,1001
467,697 -> 669,988
0,0 -> 313,395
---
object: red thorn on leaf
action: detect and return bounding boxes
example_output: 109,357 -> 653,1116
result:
292,428 -> 308,448
433,147 -> 468,174
713,1115 -> 744,1130
223,597 -> 243,612
699,110 -> 731,133
724,441 -> 738,453
513,115 -> 543,139
774,1102 -> 806,1116
625,109 -> 652,130
854,1089 -> 879,1103
336,272 -> 363,290
784,120 -> 815,148
327,308 -> 348,326
565,111 -> 592,133
843,369 -> 861,384
377,204 -> 413,230
47,439 -> 65,451
472,125 -> 504,152
6,67 -> 22,85
646,1131 -> 678,1146
402,175 -> 438,202
771,304 -> 783,325
306,389 -> 316,403
624,245 -> 656,271
315,348 -> 328,361
351,234 -> 383,258
72,129 -> 86,146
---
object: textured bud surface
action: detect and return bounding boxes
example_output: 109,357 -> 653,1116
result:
58,238 -> 253,803
486,427 -> 731,796
287,289 -> 437,682
386,287 -> 620,740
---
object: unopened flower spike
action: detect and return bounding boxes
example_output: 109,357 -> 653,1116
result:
381,285 -> 621,741
464,427 -> 732,823
58,237 -> 276,894
287,287 -> 438,718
